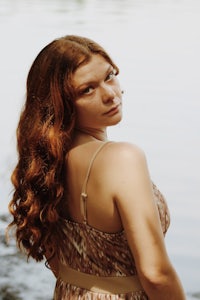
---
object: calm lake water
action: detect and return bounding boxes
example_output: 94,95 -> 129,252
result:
0,0 -> 200,299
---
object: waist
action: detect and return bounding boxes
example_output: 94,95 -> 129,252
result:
58,264 -> 144,294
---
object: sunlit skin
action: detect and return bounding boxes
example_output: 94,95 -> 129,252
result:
72,54 -> 122,142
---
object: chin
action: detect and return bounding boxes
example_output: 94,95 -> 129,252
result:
109,115 -> 122,126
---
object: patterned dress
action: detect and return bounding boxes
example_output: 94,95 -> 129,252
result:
53,143 -> 170,300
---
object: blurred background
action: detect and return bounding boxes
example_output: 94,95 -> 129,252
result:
0,0 -> 199,299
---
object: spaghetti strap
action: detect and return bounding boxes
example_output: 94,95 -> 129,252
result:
80,141 -> 111,223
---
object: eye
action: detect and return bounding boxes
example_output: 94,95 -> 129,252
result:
81,86 -> 94,95
106,69 -> 117,81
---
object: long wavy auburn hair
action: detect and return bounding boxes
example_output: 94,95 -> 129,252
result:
8,35 -> 119,262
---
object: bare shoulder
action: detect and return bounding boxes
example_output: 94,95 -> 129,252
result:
102,141 -> 151,200
104,141 -> 147,167
101,141 -> 151,188
68,141 -> 147,173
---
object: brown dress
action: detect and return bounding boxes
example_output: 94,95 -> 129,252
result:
53,142 -> 170,300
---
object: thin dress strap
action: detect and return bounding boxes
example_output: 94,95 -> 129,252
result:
80,141 -> 111,224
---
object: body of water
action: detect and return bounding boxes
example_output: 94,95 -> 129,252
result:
0,0 -> 200,299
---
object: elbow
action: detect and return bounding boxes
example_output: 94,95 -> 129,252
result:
143,272 -> 169,289
138,266 -> 186,299
140,265 -> 175,289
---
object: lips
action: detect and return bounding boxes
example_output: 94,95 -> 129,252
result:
103,103 -> 121,116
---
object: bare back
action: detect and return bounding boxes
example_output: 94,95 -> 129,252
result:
65,141 -> 123,233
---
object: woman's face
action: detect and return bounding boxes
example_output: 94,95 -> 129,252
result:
72,54 -> 122,130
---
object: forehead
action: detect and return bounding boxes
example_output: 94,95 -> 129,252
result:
72,54 -> 111,87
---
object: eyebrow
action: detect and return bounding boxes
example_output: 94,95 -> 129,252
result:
75,65 -> 113,90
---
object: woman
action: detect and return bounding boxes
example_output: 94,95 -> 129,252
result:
8,35 -> 186,299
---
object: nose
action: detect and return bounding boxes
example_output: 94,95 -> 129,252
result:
101,83 -> 116,103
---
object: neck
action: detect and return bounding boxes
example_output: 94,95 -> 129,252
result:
74,127 -> 108,144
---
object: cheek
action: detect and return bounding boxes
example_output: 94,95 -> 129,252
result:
75,103 -> 95,122
76,100 -> 99,115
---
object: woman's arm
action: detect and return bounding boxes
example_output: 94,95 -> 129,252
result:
110,142 -> 186,300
